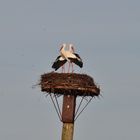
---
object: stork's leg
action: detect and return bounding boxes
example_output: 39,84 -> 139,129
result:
62,65 -> 65,73
71,63 -> 74,73
64,64 -> 65,73
68,62 -> 74,73
61,66 -> 63,73
68,62 -> 71,73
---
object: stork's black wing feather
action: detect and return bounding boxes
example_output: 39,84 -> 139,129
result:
52,56 -> 67,71
68,57 -> 83,68
70,53 -> 83,68
74,53 -> 82,59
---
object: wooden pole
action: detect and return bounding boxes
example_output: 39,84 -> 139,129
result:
61,95 -> 76,140
62,123 -> 74,140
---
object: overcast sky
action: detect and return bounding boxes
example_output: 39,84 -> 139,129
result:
0,0 -> 140,140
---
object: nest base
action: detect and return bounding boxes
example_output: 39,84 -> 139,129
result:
40,72 -> 100,97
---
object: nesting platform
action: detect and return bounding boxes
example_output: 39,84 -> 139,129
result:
40,72 -> 100,97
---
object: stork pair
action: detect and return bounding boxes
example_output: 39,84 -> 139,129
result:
52,44 -> 83,73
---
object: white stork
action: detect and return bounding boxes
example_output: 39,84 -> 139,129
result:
60,44 -> 83,72
52,43 -> 83,73
52,44 -> 67,72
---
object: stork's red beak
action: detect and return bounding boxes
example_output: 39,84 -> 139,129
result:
60,46 -> 63,51
72,46 -> 75,53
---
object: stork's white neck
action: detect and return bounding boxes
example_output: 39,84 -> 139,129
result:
69,44 -> 75,53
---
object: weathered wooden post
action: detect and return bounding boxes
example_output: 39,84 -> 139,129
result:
40,72 -> 100,140
61,95 -> 76,140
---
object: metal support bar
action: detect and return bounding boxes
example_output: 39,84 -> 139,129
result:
50,94 -> 62,121
75,96 -> 85,118
75,97 -> 93,121
54,94 -> 62,119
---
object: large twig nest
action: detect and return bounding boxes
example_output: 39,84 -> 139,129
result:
40,72 -> 100,97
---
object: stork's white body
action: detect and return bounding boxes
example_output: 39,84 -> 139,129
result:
52,43 -> 83,72
60,44 -> 83,72
60,45 -> 82,62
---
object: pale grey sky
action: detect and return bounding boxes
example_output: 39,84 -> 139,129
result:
0,0 -> 140,140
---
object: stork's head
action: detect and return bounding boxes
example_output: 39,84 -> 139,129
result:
69,44 -> 75,53
60,43 -> 66,51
